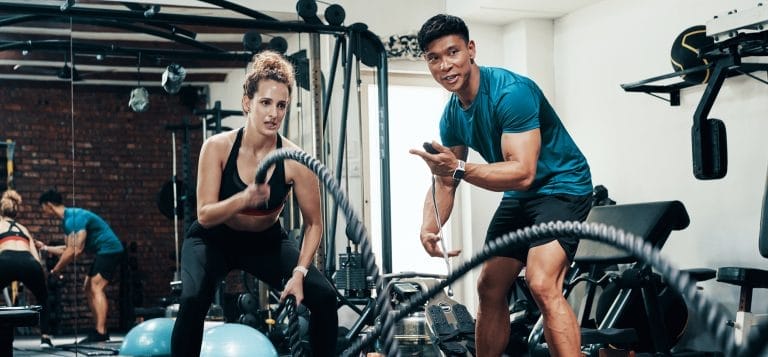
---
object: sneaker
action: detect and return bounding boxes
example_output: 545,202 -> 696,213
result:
40,335 -> 54,348
78,331 -> 110,344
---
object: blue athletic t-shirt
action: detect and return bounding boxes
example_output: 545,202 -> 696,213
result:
62,208 -> 124,255
439,66 -> 592,198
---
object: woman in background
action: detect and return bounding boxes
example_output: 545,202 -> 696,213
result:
0,189 -> 52,348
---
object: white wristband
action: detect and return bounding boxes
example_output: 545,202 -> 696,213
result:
293,266 -> 308,277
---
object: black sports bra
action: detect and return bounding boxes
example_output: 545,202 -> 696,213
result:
0,220 -> 30,242
218,128 -> 292,215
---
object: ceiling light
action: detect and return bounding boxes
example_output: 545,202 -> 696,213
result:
162,63 -> 186,94
129,87 -> 150,112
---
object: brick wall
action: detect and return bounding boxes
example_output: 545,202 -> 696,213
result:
1,80 -> 208,333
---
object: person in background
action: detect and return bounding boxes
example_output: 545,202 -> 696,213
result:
0,189 -> 53,348
38,188 -> 124,343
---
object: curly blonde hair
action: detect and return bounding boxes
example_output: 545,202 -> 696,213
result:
242,50 -> 295,99
1,189 -> 22,219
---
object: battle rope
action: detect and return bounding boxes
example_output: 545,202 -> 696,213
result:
254,148 -> 399,356
360,221 -> 766,357
255,148 -> 768,356
277,295 -> 304,357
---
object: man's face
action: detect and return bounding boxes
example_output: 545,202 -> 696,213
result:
423,35 -> 475,93
40,203 -> 54,217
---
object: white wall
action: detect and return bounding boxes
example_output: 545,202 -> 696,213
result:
555,0 -> 768,346
502,19 -> 555,99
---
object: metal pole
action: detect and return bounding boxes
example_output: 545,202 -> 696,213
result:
309,32 -> 326,273
171,133 -> 180,282
377,53 -> 392,274
325,34 -> 354,278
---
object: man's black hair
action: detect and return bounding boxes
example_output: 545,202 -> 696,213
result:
39,188 -> 63,206
417,14 -> 470,52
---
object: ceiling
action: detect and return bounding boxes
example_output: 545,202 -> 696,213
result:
0,0 -> 313,86
447,0 -> 604,25
0,0 -> 604,86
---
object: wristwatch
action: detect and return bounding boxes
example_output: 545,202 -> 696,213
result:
293,266 -> 309,277
452,160 -> 466,183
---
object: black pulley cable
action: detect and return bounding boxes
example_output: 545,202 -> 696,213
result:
429,174 -> 453,296
254,148 -> 400,356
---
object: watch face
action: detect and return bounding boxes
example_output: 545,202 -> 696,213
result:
453,161 -> 465,181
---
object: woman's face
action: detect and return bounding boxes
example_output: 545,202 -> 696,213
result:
243,79 -> 290,135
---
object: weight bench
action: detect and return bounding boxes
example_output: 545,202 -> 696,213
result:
528,201 -> 716,356
714,166 -> 768,348
0,305 -> 41,356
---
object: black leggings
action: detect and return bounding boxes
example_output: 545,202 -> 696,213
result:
0,250 -> 50,334
171,222 -> 338,357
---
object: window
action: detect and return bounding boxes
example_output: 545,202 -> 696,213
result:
364,78 -> 454,275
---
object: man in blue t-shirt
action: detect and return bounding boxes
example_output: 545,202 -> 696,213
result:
38,189 -> 124,344
411,14 -> 593,356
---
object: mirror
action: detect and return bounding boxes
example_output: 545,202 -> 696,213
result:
2,2 -> 373,352
68,18 -> 216,334
63,4 -> 308,336
0,7 -> 75,341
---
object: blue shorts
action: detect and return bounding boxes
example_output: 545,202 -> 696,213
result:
485,194 -> 592,263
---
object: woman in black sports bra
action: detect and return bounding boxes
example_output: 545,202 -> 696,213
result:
0,189 -> 53,348
171,50 -> 338,357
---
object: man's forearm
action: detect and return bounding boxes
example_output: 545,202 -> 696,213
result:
50,248 -> 76,274
42,245 -> 66,256
463,161 -> 533,192
420,178 -> 456,234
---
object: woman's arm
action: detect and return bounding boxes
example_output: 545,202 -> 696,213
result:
290,163 -> 323,271
195,135 -> 269,228
279,155 -> 323,305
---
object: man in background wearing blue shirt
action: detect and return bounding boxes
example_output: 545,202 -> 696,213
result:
38,188 -> 124,344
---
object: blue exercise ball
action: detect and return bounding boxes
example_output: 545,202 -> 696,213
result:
120,317 -> 175,356
200,323 -> 278,357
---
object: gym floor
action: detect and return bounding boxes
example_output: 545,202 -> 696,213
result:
12,334 -> 126,356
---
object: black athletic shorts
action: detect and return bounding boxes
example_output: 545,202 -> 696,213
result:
485,194 -> 592,263
89,252 -> 123,281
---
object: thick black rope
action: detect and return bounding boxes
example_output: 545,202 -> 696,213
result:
256,149 -> 768,356
279,295 -> 304,357
354,221 -> 767,357
254,148 -> 399,356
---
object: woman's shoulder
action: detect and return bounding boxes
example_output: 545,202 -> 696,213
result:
279,135 -> 301,150
277,137 -> 311,179
203,130 -> 239,150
